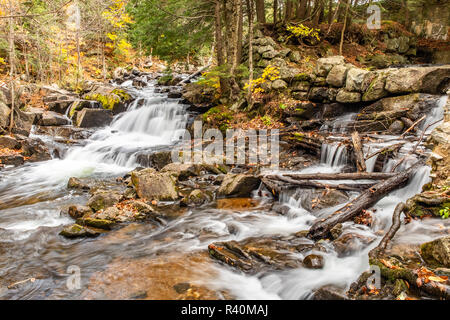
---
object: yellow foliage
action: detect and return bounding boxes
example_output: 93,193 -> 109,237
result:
244,65 -> 280,93
286,24 -> 321,42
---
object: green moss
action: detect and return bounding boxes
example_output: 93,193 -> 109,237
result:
294,73 -> 311,82
85,93 -> 121,110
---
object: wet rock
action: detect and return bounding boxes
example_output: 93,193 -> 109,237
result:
326,65 -> 349,87
19,137 -> 51,162
131,169 -> 178,201
76,217 -> 116,230
0,154 -> 24,166
0,136 -> 21,149
181,189 -> 213,206
315,56 -> 346,77
76,108 -> 113,128
217,174 -> 260,198
362,72 -> 388,102
59,224 -> 103,238
68,205 -> 93,219
272,203 -> 291,215
47,99 -> 75,114
336,89 -> 361,104
38,111 -> 70,126
313,285 -> 348,300
388,120 -> 405,135
420,236 -> 450,268
67,177 -> 90,190
333,233 -> 376,257
303,254 -> 324,269
87,190 -> 122,212
405,191 -> 450,218
92,200 -> 157,223
135,150 -> 172,170
298,189 -> 349,212
161,163 -> 200,181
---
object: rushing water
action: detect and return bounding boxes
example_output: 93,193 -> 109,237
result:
0,82 -> 448,300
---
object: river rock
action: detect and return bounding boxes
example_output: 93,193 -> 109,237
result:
303,254 -> 324,269
19,137 -> 52,162
135,150 -> 172,170
161,163 -> 200,180
59,224 -> 103,238
388,120 -> 405,134
38,111 -> 70,126
67,177 -> 90,190
0,136 -> 21,149
217,174 -> 260,198
333,233 -> 376,257
131,168 -> 178,201
315,56 -> 346,77
313,285 -> 348,300
0,154 -> 24,166
181,189 -> 213,206
420,236 -> 450,267
87,190 -> 122,212
336,89 -> 361,103
76,217 -> 116,230
76,109 -> 113,128
68,205 -> 93,219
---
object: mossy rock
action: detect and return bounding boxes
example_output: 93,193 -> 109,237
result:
76,217 -> 116,230
59,224 -> 103,238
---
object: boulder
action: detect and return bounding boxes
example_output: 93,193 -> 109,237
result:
67,177 -> 90,190
59,224 -> 102,238
315,56 -> 346,77
87,190 -> 122,212
290,81 -> 310,92
345,68 -> 369,92
272,79 -> 288,90
38,111 -> 69,126
135,150 -> 172,170
0,101 -> 10,129
313,285 -> 348,300
385,66 -> 450,94
289,51 -> 302,63
217,174 -> 260,197
326,65 -> 349,87
161,163 -> 200,180
131,169 -> 178,201
336,89 -> 361,104
362,73 -> 388,102
420,236 -> 450,267
388,120 -> 405,135
76,217 -> 116,230
181,189 -> 213,206
0,154 -> 24,166
0,136 -> 21,149
303,254 -> 324,269
19,137 -> 52,162
68,205 -> 93,219
76,108 -> 113,128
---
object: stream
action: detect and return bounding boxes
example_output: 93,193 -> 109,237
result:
0,81 -> 448,300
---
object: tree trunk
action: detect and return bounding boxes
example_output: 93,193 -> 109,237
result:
8,0 -> 15,134
284,0 -> 293,22
237,1 -> 244,64
296,0 -> 308,20
327,0 -> 333,24
255,0 -> 266,23
313,0 -> 325,27
264,172 -> 397,181
402,0 -> 410,29
307,162 -> 422,240
273,0 -> 278,24
246,0 -> 254,108
339,0 -> 351,55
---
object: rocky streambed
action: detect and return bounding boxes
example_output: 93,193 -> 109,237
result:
0,63 -> 449,300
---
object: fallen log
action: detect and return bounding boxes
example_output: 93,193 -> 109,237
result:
307,162 -> 422,240
364,142 -> 406,161
351,131 -> 366,172
178,64 -> 211,85
263,172 -> 397,181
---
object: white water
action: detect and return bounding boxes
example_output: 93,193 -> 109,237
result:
0,84 -> 188,238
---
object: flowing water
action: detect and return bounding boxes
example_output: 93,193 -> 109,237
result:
0,82 -> 448,300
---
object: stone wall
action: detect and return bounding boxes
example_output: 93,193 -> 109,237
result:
411,0 -> 450,41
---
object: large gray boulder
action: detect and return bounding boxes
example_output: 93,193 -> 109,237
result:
362,72 -> 389,102
315,56 -> 346,77
131,168 -> 178,201
336,89 -> 361,104
0,101 -> 10,129
345,68 -> 370,92
385,66 -> 450,94
38,111 -> 70,126
420,236 -> 450,268
76,108 -> 113,128
217,174 -> 260,197
326,65 -> 349,87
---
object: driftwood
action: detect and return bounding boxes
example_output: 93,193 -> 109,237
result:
364,142 -> 406,161
307,162 -> 421,240
351,131 -> 366,172
178,64 -> 211,85
399,115 -> 426,139
264,172 -> 397,181
369,203 -> 406,259
273,175 -> 374,191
